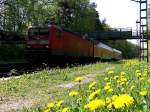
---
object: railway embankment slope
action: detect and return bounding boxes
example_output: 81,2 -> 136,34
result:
0,62 -> 118,112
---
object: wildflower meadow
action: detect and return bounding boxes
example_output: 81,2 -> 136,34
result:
44,60 -> 150,112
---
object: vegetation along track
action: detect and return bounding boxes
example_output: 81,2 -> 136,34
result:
0,62 -> 40,77
0,66 -> 114,112
0,63 -> 115,112
0,61 -> 88,77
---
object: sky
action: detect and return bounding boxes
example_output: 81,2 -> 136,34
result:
90,0 -> 139,30
90,0 -> 141,44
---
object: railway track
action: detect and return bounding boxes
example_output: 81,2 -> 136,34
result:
0,62 -> 41,77
0,61 -> 76,77
0,59 -> 101,78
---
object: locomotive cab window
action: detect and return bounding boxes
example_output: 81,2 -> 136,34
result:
28,28 -> 49,38
28,28 -> 38,38
39,28 -> 49,37
56,30 -> 62,38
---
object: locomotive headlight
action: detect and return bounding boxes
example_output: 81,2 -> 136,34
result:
45,45 -> 49,48
40,40 -> 49,44
27,45 -> 31,48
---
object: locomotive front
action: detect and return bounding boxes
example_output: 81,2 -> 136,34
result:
25,26 -> 51,62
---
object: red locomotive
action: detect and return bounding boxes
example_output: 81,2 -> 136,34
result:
25,25 -> 122,63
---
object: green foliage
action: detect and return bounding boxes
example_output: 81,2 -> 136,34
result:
22,60 -> 146,112
15,60 -> 150,112
0,62 -> 111,104
0,43 -> 25,61
55,0 -> 97,32
106,40 -> 139,59
0,0 -> 57,33
0,0 -> 107,33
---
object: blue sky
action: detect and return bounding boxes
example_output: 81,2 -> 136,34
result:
90,0 -> 139,30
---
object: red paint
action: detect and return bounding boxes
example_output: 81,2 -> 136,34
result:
26,25 -> 122,60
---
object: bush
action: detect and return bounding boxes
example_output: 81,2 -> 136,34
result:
0,43 -> 25,61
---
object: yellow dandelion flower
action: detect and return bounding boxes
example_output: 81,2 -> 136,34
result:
106,82 -> 111,85
104,85 -> 111,91
117,80 -> 121,84
140,90 -> 148,96
106,97 -> 111,104
114,75 -> 119,80
104,77 -> 109,81
84,99 -> 105,111
113,94 -> 134,109
88,89 -> 100,100
44,108 -> 50,112
136,73 -> 142,78
47,102 -> 54,109
112,95 -> 118,101
69,91 -> 78,97
143,73 -> 147,77
120,81 -> 125,85
121,71 -> 126,75
56,100 -> 63,107
108,70 -> 114,75
139,77 -> 144,81
108,88 -> 113,93
135,70 -> 140,74
62,107 -> 69,112
89,81 -> 96,89
144,69 -> 148,73
120,77 -> 127,82
91,87 -> 96,90
74,77 -> 83,82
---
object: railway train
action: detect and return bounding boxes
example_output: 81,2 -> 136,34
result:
25,24 -> 122,63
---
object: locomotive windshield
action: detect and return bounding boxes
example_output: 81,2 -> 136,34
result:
28,28 -> 49,38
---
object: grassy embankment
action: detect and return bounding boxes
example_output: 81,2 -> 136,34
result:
0,61 -> 117,111
20,60 -> 150,112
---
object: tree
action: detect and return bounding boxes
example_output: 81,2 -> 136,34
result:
0,0 -> 56,33
55,0 -> 99,32
0,0 -> 113,35
106,40 -> 139,59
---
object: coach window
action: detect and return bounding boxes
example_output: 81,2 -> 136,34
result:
56,30 -> 62,38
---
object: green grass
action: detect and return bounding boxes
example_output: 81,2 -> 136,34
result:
0,61 -> 116,111
17,60 -> 150,112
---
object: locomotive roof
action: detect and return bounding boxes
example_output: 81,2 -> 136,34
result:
28,25 -> 62,30
97,42 -> 113,51
97,42 -> 122,54
113,49 -> 122,54
28,25 -> 90,39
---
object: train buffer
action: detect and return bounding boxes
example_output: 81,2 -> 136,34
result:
79,28 -> 150,40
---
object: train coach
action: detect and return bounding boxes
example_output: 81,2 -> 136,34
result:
25,25 -> 122,63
